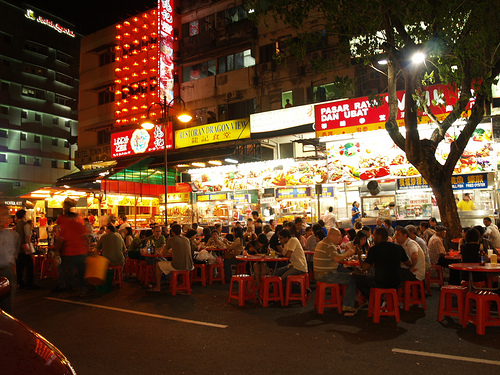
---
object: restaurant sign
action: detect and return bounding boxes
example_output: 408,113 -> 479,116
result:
196,192 -> 229,202
232,194 -> 250,203
175,118 -> 250,149
111,124 -> 173,158
250,104 -> 314,133
314,186 -> 334,197
316,84 -> 473,137
167,192 -> 190,203
397,173 -> 488,190
276,187 -> 311,199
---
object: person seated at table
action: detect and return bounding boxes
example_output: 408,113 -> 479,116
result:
275,229 -> 308,288
200,227 -> 211,244
458,227 -> 470,248
394,226 -> 425,283
224,226 -> 245,283
405,225 -> 431,272
361,226 -> 374,247
96,223 -> 126,267
345,231 -> 369,256
206,230 -> 228,249
149,224 -> 194,292
250,234 -> 272,287
314,228 -> 358,314
355,227 -> 411,300
474,225 -> 498,254
185,229 -> 200,256
263,224 -> 274,241
428,225 -> 447,266
305,224 -> 321,251
460,227 -> 487,284
244,225 -> 258,244
420,221 -> 435,244
127,230 -> 147,260
269,224 -> 284,255
122,227 -> 134,248
146,225 -> 167,254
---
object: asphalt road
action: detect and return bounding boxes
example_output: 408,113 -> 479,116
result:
10,276 -> 500,375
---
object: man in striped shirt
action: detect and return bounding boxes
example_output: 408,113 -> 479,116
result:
314,228 -> 357,314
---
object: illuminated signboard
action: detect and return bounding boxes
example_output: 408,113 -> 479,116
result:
158,0 -> 174,103
197,193 -> 229,202
250,104 -> 314,133
175,118 -> 250,148
167,192 -> 190,203
25,9 -> 75,37
232,194 -> 250,203
315,84 -> 474,137
276,187 -> 311,199
111,124 -> 173,158
397,173 -> 488,190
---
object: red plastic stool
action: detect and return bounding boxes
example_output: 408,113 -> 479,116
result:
314,282 -> 343,314
138,260 -> 147,283
190,264 -> 207,286
399,280 -> 426,311
236,262 -> 247,275
142,264 -> 156,286
438,285 -> 467,324
428,265 -> 444,288
124,258 -> 138,278
368,288 -> 400,323
228,275 -> 257,306
463,290 -> 500,335
170,270 -> 191,296
40,258 -> 58,280
260,275 -> 284,307
285,273 -> 308,306
108,265 -> 123,288
33,254 -> 44,274
207,264 -> 225,285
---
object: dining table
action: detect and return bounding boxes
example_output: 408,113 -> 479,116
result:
235,254 -> 289,277
448,262 -> 500,291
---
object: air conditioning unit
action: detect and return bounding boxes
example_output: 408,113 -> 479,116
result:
226,91 -> 243,100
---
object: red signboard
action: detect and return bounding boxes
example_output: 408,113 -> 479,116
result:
159,0 -> 174,103
315,84 -> 474,137
111,124 -> 173,158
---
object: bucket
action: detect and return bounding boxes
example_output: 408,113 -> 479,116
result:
85,255 -> 110,285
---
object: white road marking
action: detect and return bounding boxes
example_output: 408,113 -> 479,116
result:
392,348 -> 500,366
45,297 -> 228,329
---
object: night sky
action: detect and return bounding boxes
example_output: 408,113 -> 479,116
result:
22,0 -> 157,35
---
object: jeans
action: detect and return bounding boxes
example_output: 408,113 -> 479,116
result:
61,255 -> 87,293
224,257 -> 244,283
316,268 -> 356,307
275,266 -> 305,289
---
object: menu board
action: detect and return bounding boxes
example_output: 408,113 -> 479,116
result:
326,123 -> 494,182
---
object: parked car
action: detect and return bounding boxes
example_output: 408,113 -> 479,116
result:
0,277 -> 77,374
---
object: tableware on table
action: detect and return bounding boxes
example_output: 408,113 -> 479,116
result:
270,250 -> 276,257
487,249 -> 494,258
491,254 -> 498,265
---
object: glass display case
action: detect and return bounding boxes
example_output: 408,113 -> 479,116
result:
361,195 -> 396,218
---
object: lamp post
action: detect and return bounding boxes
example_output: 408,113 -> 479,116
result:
141,95 -> 191,226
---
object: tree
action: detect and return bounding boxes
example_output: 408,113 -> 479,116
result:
250,0 -> 500,237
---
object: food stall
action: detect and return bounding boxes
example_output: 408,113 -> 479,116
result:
195,192 -> 231,225
158,192 -> 193,225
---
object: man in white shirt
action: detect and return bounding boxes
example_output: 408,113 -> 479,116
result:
483,217 -> 500,248
395,226 -> 425,281
118,215 -> 131,231
406,225 -> 431,271
275,229 -> 308,287
323,207 -> 337,229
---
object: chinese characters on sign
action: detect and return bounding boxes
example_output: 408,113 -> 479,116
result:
196,193 -> 229,202
397,173 -> 487,190
166,192 -> 190,203
175,118 -> 251,148
110,124 -> 173,158
159,0 -> 174,103
276,188 -> 311,199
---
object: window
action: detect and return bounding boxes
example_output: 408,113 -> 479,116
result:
182,59 -> 216,82
225,5 -> 248,25
99,49 -> 115,66
21,111 -> 27,119
22,87 -> 45,100
55,73 -> 72,85
64,141 -> 69,148
20,133 -> 26,141
53,117 -> 59,125
65,120 -> 71,128
24,41 -> 48,55
1,82 -> 9,91
56,51 -> 72,64
55,95 -> 70,106
97,129 -> 110,145
218,49 -> 255,74
51,160 -> 58,168
282,91 -> 293,108
19,155 -> 26,164
22,63 -> 47,77
52,138 -> 58,146
34,158 -> 41,167
64,161 -> 71,170
35,113 -> 41,121
0,154 -> 6,162
0,106 -> 8,115
260,43 -> 278,63
98,88 -> 115,105
182,14 -> 214,37
34,135 -> 40,143
313,82 -> 343,102
0,129 -> 7,137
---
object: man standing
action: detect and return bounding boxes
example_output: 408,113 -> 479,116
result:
0,204 -> 20,312
457,193 -> 475,211
483,217 -> 500,248
150,224 -> 194,292
323,207 -> 337,229
275,229 -> 308,286
394,226 -> 425,282
314,228 -> 358,314
356,227 -> 411,299
96,224 -> 126,266
15,209 -> 37,289
428,225 -> 447,265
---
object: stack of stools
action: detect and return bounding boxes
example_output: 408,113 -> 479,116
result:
207,263 -> 225,285
170,270 -> 191,296
260,275 -> 284,307
228,274 -> 257,306
108,265 -> 123,288
437,285 -> 468,324
285,273 -> 309,307
314,282 -> 343,314
399,280 -> 426,311
123,258 -> 139,279
190,263 -> 207,286
40,258 -> 58,280
462,290 -> 500,335
368,288 -> 400,323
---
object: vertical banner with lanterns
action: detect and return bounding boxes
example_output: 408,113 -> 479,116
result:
158,0 -> 174,103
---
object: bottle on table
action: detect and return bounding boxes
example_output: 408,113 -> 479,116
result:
479,248 -> 486,266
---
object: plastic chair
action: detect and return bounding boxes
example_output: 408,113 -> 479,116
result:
170,270 -> 191,296
314,282 -> 343,314
190,264 -> 207,286
142,264 -> 155,286
368,288 -> 400,323
285,273 -> 309,307
228,274 -> 257,306
40,258 -> 58,280
207,264 -> 225,285
260,275 -> 284,307
108,265 -> 123,288
399,280 -> 426,311
124,258 -> 139,278
463,290 -> 500,335
428,265 -> 444,288
438,285 -> 467,324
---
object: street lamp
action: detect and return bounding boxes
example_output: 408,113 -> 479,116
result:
141,95 -> 192,226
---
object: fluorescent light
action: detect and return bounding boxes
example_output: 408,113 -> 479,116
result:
176,164 -> 191,168
63,185 -> 70,189
378,59 -> 388,65
225,158 -> 238,164
208,160 -> 222,166
191,162 -> 206,167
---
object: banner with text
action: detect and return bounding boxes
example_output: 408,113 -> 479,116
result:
397,173 -> 488,190
111,124 -> 173,158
